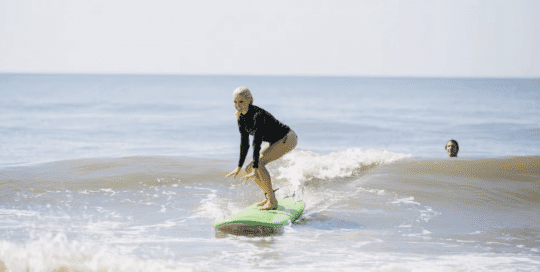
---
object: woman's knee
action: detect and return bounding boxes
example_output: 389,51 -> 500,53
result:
288,131 -> 298,149
257,159 -> 269,168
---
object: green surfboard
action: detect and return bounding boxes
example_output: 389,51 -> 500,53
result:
215,197 -> 304,235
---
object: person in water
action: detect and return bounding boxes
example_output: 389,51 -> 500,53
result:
445,139 -> 459,157
225,87 -> 298,210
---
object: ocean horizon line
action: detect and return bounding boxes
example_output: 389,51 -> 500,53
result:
1,72 -> 538,80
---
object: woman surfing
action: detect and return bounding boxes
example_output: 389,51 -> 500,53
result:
225,87 -> 298,210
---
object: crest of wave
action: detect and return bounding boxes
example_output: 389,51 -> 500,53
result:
275,148 -> 411,189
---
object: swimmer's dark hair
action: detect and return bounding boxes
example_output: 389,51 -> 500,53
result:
445,139 -> 459,152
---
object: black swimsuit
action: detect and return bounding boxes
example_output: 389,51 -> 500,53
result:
237,104 -> 291,168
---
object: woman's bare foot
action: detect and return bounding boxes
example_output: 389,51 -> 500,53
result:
256,198 -> 268,206
259,197 -> 278,210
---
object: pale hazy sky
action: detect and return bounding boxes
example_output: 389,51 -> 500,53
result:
1,0 -> 539,77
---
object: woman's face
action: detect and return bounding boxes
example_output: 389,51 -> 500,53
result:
233,94 -> 250,114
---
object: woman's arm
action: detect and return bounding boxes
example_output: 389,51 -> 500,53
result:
251,112 -> 266,169
252,132 -> 263,169
238,131 -> 250,168
227,131 -> 249,180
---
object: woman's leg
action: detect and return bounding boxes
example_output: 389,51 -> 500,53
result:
253,165 -> 274,207
254,131 -> 298,210
243,144 -> 273,206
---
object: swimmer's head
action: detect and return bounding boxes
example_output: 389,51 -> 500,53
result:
445,140 -> 459,157
233,86 -> 253,117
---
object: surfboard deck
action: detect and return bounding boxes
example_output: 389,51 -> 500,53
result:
215,197 -> 304,234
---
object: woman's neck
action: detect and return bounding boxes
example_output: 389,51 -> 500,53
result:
241,104 -> 252,115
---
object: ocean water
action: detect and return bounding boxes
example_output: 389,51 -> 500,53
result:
0,74 -> 539,271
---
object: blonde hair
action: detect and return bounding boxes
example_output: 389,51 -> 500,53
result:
233,86 -> 254,119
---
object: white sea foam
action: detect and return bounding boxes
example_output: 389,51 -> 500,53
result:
0,209 -> 39,217
391,197 -> 421,206
0,235 -> 196,272
275,148 -> 411,189
191,187 -> 243,222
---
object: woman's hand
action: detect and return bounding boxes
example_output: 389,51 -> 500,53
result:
242,168 -> 258,181
225,167 -> 242,179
